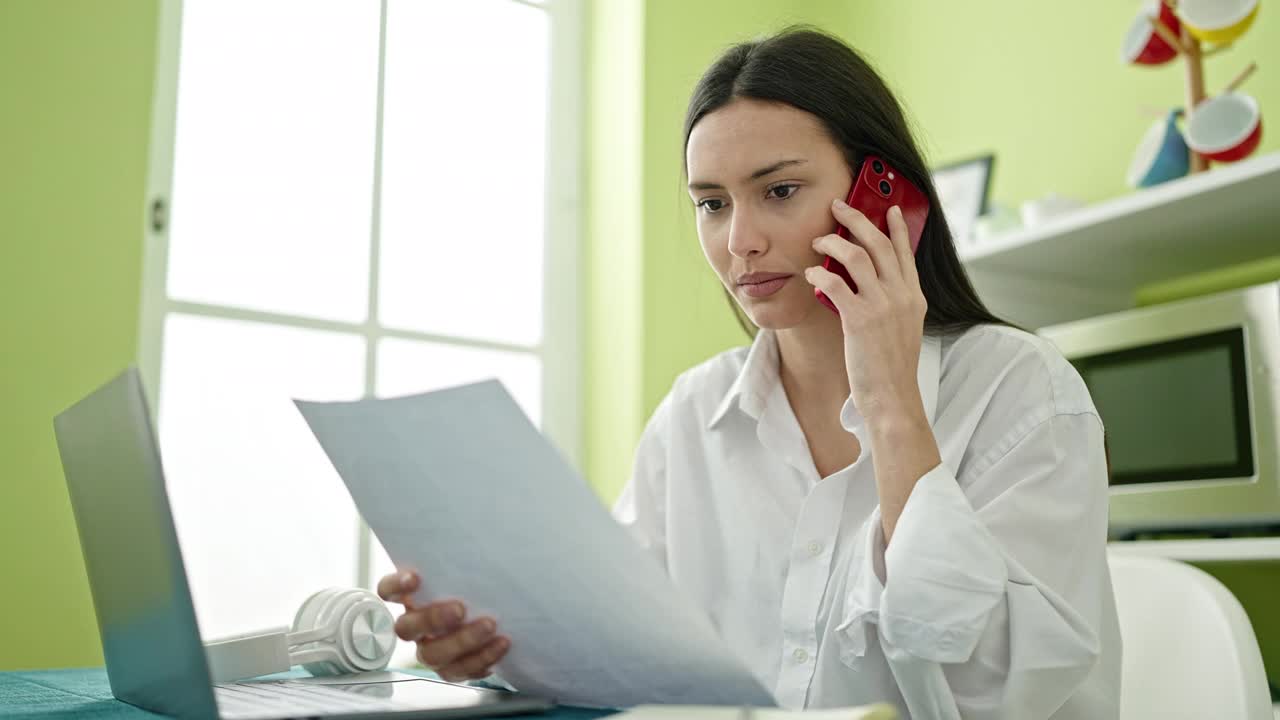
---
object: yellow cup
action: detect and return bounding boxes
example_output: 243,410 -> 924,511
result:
1178,0 -> 1260,44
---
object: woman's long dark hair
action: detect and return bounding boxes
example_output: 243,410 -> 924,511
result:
683,26 -> 1015,337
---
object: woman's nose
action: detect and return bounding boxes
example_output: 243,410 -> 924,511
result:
727,209 -> 767,259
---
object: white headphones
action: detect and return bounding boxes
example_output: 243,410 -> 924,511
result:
203,588 -> 397,683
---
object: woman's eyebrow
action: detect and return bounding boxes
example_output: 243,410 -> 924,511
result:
688,158 -> 808,191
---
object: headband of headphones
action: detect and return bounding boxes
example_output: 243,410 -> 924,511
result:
204,587 -> 396,683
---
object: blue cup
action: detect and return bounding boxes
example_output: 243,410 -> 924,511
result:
1127,109 -> 1191,188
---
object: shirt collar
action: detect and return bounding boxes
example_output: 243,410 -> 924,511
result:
707,329 -> 779,430
707,329 -> 942,430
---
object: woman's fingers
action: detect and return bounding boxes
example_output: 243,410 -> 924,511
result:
436,635 -> 512,682
416,617 -> 499,669
376,570 -> 419,604
812,233 -> 881,303
393,601 -> 466,642
885,204 -> 920,289
805,264 -> 858,317
830,199 -> 902,284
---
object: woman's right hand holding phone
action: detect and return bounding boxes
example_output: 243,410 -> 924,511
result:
378,570 -> 511,682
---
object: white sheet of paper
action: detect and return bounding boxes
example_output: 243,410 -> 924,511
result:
294,380 -> 776,709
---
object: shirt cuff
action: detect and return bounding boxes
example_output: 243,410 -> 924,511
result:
838,464 -> 1008,664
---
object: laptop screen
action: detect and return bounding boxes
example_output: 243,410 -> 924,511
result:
55,368 -> 219,719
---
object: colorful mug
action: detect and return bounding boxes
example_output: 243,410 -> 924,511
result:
1128,109 -> 1191,187
1186,92 -> 1264,162
1177,0 -> 1260,44
1121,0 -> 1184,65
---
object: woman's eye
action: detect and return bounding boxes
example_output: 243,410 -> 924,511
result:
768,184 -> 798,200
697,198 -> 725,213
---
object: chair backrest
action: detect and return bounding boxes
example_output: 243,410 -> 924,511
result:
1108,552 -> 1272,719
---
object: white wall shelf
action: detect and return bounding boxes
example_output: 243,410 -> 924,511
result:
961,150 -> 1280,329
1109,537 -> 1280,563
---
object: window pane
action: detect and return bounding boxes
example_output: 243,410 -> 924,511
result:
376,338 -> 542,425
158,313 -> 365,640
167,0 -> 379,323
379,0 -> 549,346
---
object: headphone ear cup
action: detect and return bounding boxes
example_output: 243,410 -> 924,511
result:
290,588 -> 351,676
292,588 -> 341,634
290,588 -> 394,676
335,591 -> 396,673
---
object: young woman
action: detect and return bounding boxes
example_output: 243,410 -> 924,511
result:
379,27 -> 1120,719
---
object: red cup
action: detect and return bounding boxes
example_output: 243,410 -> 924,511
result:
1187,93 -> 1264,163
1121,0 -> 1183,66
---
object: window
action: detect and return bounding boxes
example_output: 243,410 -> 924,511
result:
139,0 -> 581,664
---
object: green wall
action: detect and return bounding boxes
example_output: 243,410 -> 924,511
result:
0,0 -> 160,670
584,0 -> 647,507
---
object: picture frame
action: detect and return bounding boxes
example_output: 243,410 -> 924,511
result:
930,154 -> 994,247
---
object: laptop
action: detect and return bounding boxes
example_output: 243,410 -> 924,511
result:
53,368 -> 555,720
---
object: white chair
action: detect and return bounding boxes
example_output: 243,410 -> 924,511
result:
1108,552 -> 1272,719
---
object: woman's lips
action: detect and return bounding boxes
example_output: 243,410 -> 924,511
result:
740,275 -> 791,298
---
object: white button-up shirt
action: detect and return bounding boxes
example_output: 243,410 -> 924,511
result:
612,324 -> 1121,719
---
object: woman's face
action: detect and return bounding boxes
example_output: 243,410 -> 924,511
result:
686,98 -> 853,331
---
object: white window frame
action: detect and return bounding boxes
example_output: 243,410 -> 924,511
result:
138,0 -> 584,589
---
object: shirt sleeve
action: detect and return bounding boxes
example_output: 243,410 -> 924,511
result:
835,410 -> 1116,720
611,393 -> 672,572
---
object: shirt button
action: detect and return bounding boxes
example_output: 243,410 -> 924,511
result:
793,648 -> 809,664
807,541 -> 823,557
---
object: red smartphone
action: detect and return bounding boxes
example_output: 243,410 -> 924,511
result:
815,154 -> 930,314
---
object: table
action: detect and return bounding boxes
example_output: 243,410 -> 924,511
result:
0,668 -> 616,719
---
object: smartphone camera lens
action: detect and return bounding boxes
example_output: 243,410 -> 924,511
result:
871,160 -> 885,174
878,180 -> 892,196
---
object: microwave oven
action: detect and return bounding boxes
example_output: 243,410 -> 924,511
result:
1038,281 -> 1280,538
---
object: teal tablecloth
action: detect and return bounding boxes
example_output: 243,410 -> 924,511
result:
0,668 -> 616,719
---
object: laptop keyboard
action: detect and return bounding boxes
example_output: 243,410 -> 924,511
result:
215,680 -> 400,719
